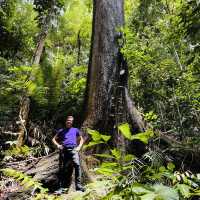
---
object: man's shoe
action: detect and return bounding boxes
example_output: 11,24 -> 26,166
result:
54,187 -> 69,194
54,188 -> 64,194
76,186 -> 85,192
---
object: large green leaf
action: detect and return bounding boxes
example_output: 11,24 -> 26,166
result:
118,124 -> 154,144
97,162 -> 120,176
87,129 -> 111,143
152,184 -> 179,200
193,188 -> 200,196
131,129 -> 154,144
132,184 -> 179,200
118,123 -> 132,140
87,129 -> 102,141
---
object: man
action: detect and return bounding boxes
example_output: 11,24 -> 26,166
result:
52,116 -> 85,192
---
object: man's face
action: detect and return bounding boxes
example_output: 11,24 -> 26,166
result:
66,117 -> 73,128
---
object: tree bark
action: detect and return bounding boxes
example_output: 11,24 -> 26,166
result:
77,30 -> 81,65
82,0 -> 146,152
17,96 -> 30,147
83,0 -> 124,127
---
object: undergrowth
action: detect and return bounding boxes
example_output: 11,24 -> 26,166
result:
1,124 -> 200,199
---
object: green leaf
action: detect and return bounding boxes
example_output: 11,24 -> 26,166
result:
152,184 -> 179,200
24,180 -> 35,189
84,141 -> 104,149
140,193 -> 156,200
94,154 -> 114,159
96,168 -> 115,176
111,148 -> 121,160
101,134 -> 111,142
167,162 -> 175,171
122,165 -> 135,170
176,184 -> 191,198
87,129 -> 102,141
123,154 -> 135,162
159,166 -> 166,172
193,188 -> 200,196
118,123 -> 132,140
131,129 -> 154,144
131,184 -> 151,195
101,162 -> 119,168
118,124 -> 154,144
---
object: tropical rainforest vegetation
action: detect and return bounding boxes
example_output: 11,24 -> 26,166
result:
0,0 -> 200,199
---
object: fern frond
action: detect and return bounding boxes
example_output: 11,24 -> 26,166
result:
143,150 -> 164,169
1,168 -> 48,195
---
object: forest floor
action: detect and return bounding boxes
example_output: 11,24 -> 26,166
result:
0,172 -> 111,200
0,150 -> 110,200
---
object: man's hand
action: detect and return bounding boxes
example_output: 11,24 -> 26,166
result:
74,146 -> 81,152
75,135 -> 84,152
52,134 -> 63,150
57,144 -> 63,150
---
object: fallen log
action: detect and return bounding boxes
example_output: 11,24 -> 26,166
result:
154,131 -> 200,171
25,151 -> 59,190
24,150 -> 95,190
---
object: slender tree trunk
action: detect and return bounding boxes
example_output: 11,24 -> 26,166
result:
17,12 -> 52,147
82,0 -> 145,152
17,96 -> 30,146
31,32 -> 48,66
77,30 -> 81,65
173,43 -> 184,71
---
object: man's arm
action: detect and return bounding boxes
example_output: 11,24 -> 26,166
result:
75,135 -> 84,152
52,133 -> 63,149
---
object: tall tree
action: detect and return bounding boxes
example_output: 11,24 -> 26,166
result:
21,0 -> 146,186
82,0 -> 145,151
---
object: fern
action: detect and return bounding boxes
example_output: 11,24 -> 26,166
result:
1,168 -> 66,199
143,150 -> 164,169
1,168 -> 47,192
3,145 -> 32,159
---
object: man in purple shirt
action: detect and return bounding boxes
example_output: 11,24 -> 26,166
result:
52,116 -> 84,192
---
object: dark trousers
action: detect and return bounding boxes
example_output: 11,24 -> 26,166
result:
59,148 -> 82,189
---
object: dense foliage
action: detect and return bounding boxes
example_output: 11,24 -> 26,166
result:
0,0 -> 92,127
123,0 -> 200,141
0,0 -> 199,199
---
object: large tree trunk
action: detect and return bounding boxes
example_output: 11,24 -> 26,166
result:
82,0 -> 145,151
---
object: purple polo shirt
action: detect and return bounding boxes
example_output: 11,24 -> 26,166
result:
57,127 -> 80,148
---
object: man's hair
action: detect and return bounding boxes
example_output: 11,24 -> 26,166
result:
66,116 -> 74,121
